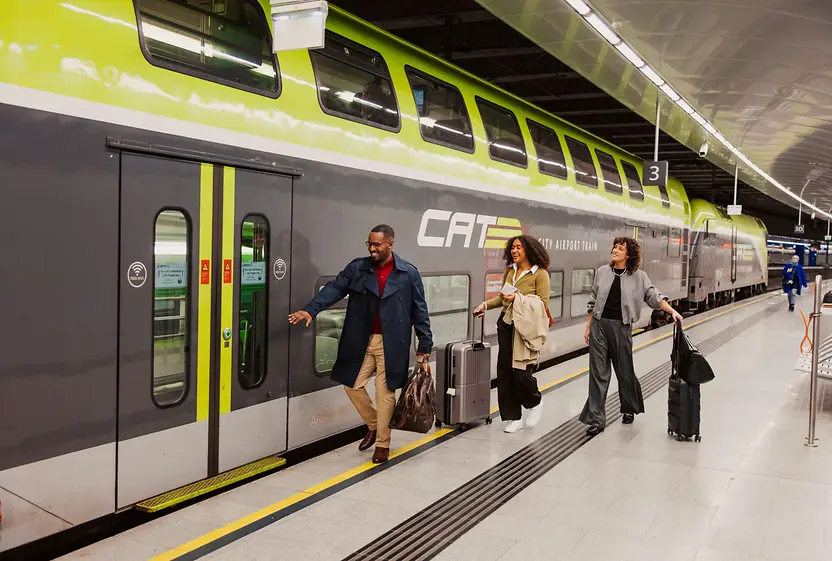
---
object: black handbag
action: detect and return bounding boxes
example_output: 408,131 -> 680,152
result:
389,361 -> 437,433
672,322 -> 715,385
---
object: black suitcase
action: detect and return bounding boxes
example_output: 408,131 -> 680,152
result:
668,323 -> 702,442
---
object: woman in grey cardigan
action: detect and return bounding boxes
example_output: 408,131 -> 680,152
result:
580,236 -> 683,436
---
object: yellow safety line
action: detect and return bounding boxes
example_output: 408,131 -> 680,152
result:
152,291 -> 777,560
196,164 -> 213,422
219,168 -> 235,415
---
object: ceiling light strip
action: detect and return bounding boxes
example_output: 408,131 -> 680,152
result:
562,0 -> 829,218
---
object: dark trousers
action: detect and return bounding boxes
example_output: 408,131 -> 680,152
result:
496,315 -> 542,421
579,317 -> 645,427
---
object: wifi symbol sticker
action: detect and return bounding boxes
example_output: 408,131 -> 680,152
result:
127,261 -> 148,288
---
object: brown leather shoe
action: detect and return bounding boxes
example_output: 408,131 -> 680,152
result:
372,447 -> 389,464
358,429 -> 376,451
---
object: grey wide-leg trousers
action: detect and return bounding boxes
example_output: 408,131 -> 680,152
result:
579,317 -> 645,427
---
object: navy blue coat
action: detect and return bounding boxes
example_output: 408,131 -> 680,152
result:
782,262 -> 808,294
302,253 -> 433,391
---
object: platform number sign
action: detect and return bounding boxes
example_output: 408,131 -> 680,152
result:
794,224 -> 806,235
642,161 -> 668,188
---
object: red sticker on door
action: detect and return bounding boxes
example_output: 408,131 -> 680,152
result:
223,259 -> 232,284
201,260 -> 210,285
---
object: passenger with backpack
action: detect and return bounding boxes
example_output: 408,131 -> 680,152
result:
782,254 -> 807,312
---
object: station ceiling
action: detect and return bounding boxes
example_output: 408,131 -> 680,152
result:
329,0 -> 829,233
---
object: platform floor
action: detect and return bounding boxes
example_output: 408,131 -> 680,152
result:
58,289 -> 832,561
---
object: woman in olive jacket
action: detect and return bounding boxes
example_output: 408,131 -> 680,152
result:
474,235 -> 551,434
579,236 -> 683,436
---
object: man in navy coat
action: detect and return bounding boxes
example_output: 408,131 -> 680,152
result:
289,225 -> 433,463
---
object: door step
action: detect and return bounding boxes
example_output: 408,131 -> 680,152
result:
136,455 -> 286,513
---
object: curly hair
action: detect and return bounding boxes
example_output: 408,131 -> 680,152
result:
503,235 -> 550,270
610,236 -> 640,274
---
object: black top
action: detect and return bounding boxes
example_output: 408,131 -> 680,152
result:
602,268 -> 626,320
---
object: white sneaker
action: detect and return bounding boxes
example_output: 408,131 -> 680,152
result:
504,420 -> 524,433
525,402 -> 543,427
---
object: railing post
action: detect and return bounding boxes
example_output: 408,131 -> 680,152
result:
806,274 -> 823,447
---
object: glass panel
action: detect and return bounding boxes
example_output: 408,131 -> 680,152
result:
565,136 -> 598,188
407,68 -> 474,152
315,307 -> 345,374
620,160 -> 644,201
528,120 -> 567,179
238,215 -> 269,389
153,210 -> 190,407
669,227 -> 681,258
483,272 -> 505,336
476,98 -> 527,167
595,149 -> 624,195
423,275 -> 469,348
658,184 -> 670,208
549,271 -> 564,320
310,33 -> 399,130
571,268 -> 595,317
135,0 -> 278,95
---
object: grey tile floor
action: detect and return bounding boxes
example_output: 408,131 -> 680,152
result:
59,291 -> 832,561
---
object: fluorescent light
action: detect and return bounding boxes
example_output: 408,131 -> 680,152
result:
660,83 -> 680,101
703,122 -> 716,135
565,0 -> 591,15
676,99 -> 694,114
585,13 -> 620,45
615,42 -> 644,67
640,65 -> 664,86
691,112 -> 707,126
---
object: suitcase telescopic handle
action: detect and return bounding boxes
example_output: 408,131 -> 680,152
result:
472,309 -> 486,349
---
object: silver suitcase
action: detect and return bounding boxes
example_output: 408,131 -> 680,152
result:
435,316 -> 493,428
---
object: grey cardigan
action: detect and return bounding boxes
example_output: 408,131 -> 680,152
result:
586,265 -> 667,325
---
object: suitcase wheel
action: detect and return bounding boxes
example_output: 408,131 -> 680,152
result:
695,435 -> 702,443
435,420 -> 442,429
485,417 -> 493,425
667,428 -> 673,436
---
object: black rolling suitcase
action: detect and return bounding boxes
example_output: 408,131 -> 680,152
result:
435,315 -> 493,430
668,322 -> 702,442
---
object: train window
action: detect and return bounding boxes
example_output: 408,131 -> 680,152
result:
571,268 -> 596,317
423,275 -> 470,348
238,215 -> 269,389
549,271 -> 564,321
475,97 -> 527,167
527,120 -> 567,179
660,227 -> 669,256
134,0 -> 280,98
620,161 -> 644,201
483,272 -> 504,337
309,32 -> 400,131
406,67 -> 474,153
658,184 -> 670,208
313,279 -> 345,375
594,149 -> 624,195
669,227 -> 681,258
564,137 -> 598,188
152,210 -> 191,407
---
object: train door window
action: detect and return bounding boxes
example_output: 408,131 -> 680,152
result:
423,275 -> 470,347
310,32 -> 400,131
313,281 -> 345,375
134,0 -> 280,97
594,149 -> 624,195
564,136 -> 598,188
658,184 -> 670,208
238,215 -> 269,389
669,227 -> 681,258
527,119 -> 567,179
152,210 -> 191,407
620,161 -> 644,201
571,268 -> 596,317
661,228 -> 669,256
406,67 -> 474,153
483,272 -> 505,336
475,97 -> 527,167
549,271 -> 564,321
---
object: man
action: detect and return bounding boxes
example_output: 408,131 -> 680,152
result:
288,225 -> 432,463
782,254 -> 808,312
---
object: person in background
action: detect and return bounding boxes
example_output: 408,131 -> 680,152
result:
473,235 -> 551,434
782,254 -> 807,312
288,225 -> 433,464
580,236 -> 683,437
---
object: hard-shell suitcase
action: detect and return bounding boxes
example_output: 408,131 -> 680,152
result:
435,315 -> 492,429
668,322 -> 702,442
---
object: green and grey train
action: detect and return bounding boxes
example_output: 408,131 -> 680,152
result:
0,0 -> 768,552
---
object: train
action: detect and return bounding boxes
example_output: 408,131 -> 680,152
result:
0,0 -> 769,553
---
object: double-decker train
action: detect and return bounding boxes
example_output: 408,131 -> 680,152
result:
0,0 -> 768,552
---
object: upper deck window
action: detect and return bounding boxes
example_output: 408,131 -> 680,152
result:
595,149 -> 624,195
475,97 -> 527,168
406,68 -> 474,153
620,161 -> 644,201
564,136 -> 598,188
134,0 -> 279,97
310,32 -> 400,131
527,120 -> 567,179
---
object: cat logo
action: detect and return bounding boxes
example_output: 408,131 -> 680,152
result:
417,209 -> 523,248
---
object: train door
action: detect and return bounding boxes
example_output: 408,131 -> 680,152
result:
116,151 -> 293,508
731,225 -> 738,284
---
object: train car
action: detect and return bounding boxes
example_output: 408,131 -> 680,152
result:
0,0 -> 763,552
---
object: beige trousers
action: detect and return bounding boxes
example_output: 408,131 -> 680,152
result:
345,334 -> 396,449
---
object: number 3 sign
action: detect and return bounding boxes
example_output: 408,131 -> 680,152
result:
642,160 -> 668,188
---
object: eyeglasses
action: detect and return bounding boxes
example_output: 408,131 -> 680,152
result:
366,241 -> 386,249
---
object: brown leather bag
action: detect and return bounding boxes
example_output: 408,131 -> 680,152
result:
388,361 -> 436,433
